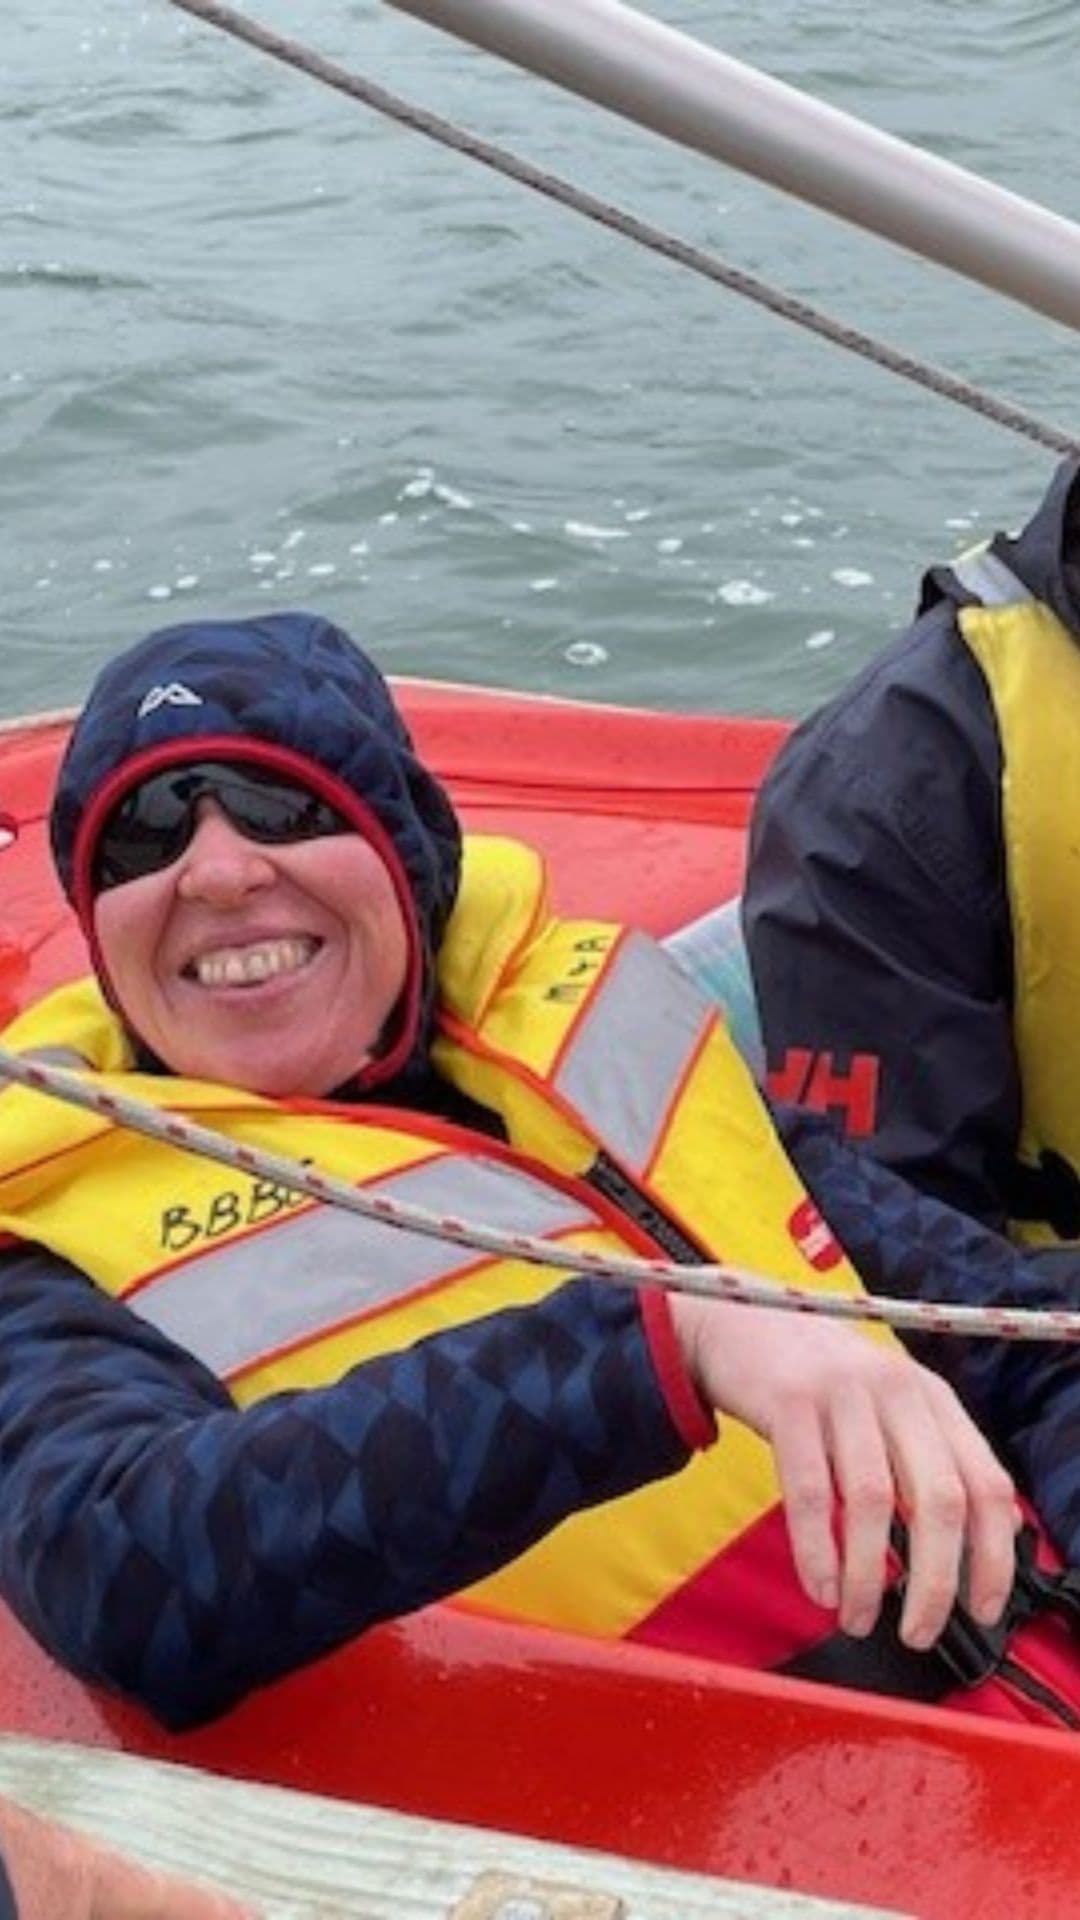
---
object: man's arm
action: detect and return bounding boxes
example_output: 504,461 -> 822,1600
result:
0,1245 -> 690,1729
745,606 -> 1016,1227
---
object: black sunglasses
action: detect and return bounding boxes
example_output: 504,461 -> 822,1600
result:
93,760 -> 348,891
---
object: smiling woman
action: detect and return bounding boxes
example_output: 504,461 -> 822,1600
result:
0,603 -> 1073,1742
93,793 -> 411,1096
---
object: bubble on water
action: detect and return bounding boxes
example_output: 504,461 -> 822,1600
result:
565,641 -> 608,668
831,567 -> 874,588
511,520 -> 533,534
565,520 -> 628,542
780,511 -> 804,527
715,579 -> 774,607
249,550 -> 277,569
624,506 -> 652,523
656,536 -> 683,555
805,628 -> 836,651
400,475 -> 433,501
792,536 -> 816,549
433,484 -> 473,510
307,562 -> 336,577
175,574 -> 199,592
378,511 -> 399,527
92,558 -> 113,573
348,541 -> 369,556
281,527 -> 306,551
529,577 -> 559,593
147,584 -> 172,601
946,516 -> 973,530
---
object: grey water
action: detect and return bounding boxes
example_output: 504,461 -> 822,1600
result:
2,0 -> 1078,721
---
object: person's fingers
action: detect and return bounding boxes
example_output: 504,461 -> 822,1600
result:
872,1375 -> 969,1649
770,1390 -> 840,1611
0,1794 -> 257,1920
824,1382 -> 895,1637
90,1845 -> 257,1920
914,1373 -> 1019,1631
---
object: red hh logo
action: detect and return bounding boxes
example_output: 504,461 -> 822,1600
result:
766,1047 -> 880,1138
788,1196 -> 844,1272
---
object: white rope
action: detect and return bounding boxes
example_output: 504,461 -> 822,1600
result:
2,1044 -> 1078,1343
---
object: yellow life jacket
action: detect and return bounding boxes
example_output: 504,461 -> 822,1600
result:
954,548 -> 1080,1246
0,835 -> 888,1661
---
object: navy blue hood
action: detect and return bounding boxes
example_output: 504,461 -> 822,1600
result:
51,612 -> 462,1090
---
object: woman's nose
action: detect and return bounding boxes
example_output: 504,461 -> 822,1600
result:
175,799 -> 276,904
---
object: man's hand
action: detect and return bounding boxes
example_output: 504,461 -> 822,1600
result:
670,1294 -> 1019,1648
0,1795 -> 257,1920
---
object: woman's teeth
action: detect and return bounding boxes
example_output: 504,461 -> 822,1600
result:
190,937 -> 319,989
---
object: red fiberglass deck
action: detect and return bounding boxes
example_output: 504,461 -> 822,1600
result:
2,686 -> 1080,1919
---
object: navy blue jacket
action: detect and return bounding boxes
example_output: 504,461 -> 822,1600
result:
745,455 -> 1080,1232
1,1103 -> 1079,1730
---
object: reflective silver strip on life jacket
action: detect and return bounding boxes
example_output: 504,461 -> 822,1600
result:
553,932 -> 711,1176
131,1153 -> 596,1379
950,545 -> 1034,607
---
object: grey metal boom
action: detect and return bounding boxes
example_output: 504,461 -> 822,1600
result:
386,0 -> 1080,334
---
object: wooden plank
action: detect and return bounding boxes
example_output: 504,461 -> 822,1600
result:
0,1736 -> 909,1919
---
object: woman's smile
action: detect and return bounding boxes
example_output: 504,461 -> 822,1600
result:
94,798 -> 412,1094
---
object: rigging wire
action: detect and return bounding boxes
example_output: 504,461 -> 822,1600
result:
169,0 -> 1078,457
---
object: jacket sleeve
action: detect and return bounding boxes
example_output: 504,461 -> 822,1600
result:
744,604 -> 1017,1229
779,1104 -> 1080,1564
0,1243 -> 694,1730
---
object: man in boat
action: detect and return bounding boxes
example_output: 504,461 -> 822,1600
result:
745,453 -> 1080,1241
0,1793 -> 252,1919
0,611 -> 1075,1732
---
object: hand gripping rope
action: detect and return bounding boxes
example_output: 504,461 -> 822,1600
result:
3,1043 -> 1079,1343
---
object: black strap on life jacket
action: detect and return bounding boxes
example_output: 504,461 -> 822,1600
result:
1004,1147 -> 1080,1242
782,1523 -> 1080,1727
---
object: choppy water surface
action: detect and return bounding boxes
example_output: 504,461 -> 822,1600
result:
2,0 -> 1078,718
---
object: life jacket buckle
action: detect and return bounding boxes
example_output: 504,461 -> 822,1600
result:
930,1524 -> 1080,1690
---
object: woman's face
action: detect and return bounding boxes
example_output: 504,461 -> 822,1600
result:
93,798 -> 410,1096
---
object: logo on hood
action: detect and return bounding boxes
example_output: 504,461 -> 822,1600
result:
137,682 -> 204,719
